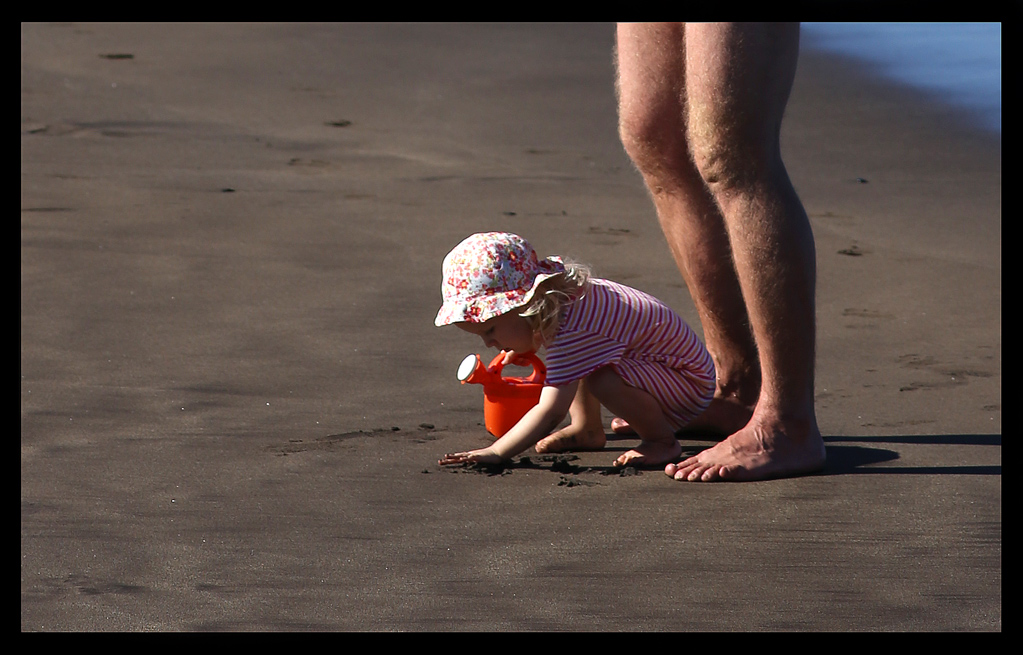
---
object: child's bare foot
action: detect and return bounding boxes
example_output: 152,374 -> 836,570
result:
535,424 -> 606,454
613,438 -> 682,468
664,408 -> 825,482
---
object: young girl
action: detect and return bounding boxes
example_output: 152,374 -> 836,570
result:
436,232 -> 715,468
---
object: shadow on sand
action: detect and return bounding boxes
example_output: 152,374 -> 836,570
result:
445,434 -> 1001,478
822,434 -> 1001,476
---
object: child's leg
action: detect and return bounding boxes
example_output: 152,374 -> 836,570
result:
534,378 -> 607,454
585,366 -> 682,468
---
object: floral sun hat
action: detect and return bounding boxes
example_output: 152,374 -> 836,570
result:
435,232 -> 566,326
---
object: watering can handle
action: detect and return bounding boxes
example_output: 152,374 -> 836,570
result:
487,351 -> 546,383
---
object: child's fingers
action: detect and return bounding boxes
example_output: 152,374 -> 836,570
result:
439,452 -> 471,465
503,350 -> 532,366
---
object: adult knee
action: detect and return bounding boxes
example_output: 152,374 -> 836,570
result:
688,127 -> 780,196
618,104 -> 695,190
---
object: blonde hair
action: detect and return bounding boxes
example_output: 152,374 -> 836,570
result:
518,259 -> 592,344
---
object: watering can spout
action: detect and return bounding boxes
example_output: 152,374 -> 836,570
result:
456,353 -> 496,386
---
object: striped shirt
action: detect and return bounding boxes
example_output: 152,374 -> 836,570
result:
544,279 -> 715,430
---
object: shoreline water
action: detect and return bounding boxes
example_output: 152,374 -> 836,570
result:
800,22 -> 1001,134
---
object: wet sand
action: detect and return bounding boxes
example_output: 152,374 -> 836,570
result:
21,23 -> 1000,631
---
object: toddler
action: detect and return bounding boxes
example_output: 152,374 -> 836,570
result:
436,232 -> 715,468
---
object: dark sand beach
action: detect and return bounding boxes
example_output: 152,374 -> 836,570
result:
22,23 -> 1000,631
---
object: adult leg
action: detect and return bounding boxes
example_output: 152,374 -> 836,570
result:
666,22 -> 824,481
616,22 -> 760,436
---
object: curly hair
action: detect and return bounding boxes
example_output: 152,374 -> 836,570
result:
518,259 -> 592,344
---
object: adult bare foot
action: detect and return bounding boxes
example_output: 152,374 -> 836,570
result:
614,439 -> 682,468
535,424 -> 606,454
681,395 -> 754,436
664,409 -> 825,482
609,417 -> 635,435
610,394 -> 755,438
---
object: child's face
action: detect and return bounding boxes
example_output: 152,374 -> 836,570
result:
456,312 -> 539,355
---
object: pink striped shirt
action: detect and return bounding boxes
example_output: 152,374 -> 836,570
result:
544,279 -> 715,430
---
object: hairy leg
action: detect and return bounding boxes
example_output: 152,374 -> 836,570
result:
666,22 -> 824,481
616,22 -> 760,435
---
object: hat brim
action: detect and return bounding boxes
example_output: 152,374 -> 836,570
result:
434,269 -> 563,327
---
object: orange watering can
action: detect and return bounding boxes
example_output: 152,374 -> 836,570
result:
457,351 -> 546,438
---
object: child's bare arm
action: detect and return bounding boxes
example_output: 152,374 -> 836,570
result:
439,382 -> 578,465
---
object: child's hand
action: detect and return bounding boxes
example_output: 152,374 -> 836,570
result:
501,349 -> 536,366
438,447 -> 503,466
